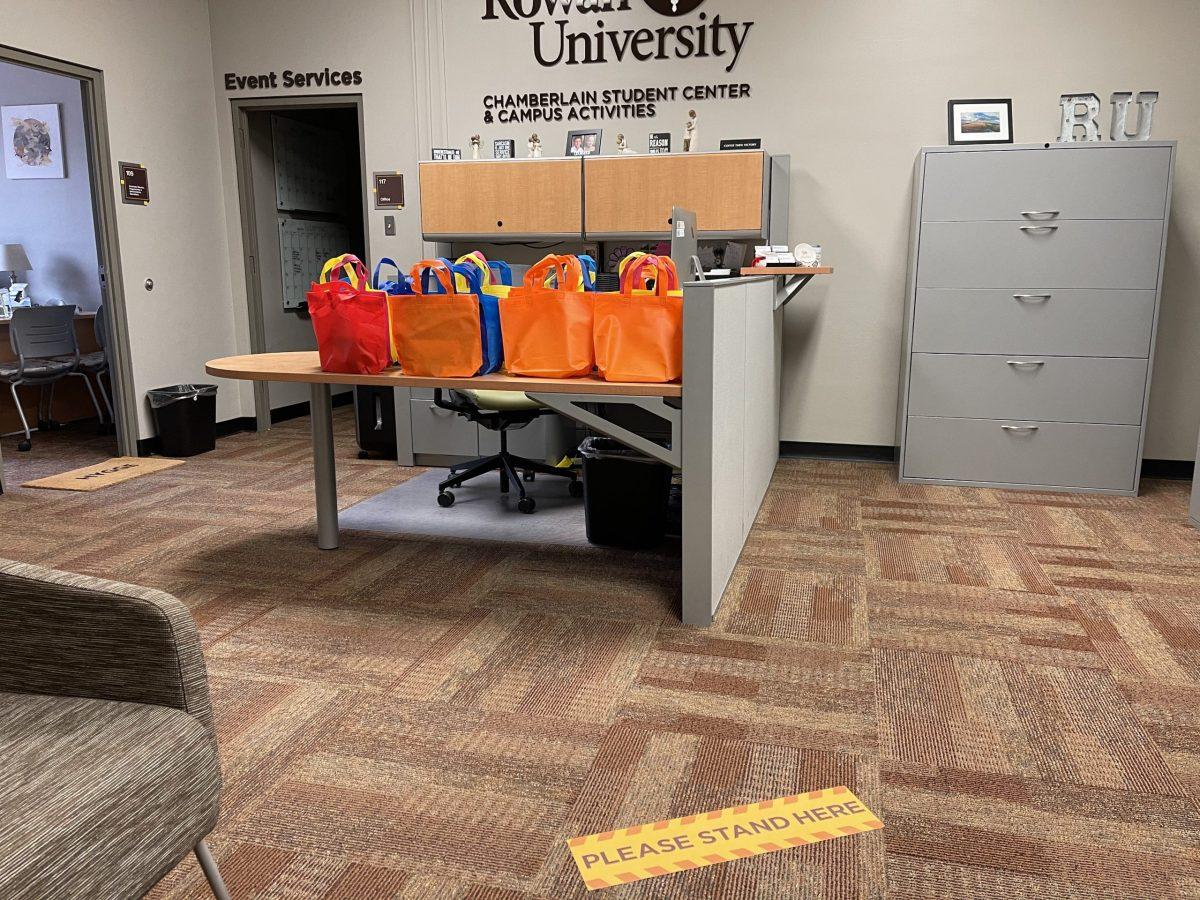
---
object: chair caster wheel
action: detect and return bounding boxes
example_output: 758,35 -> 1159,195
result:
357,450 -> 370,460
569,479 -> 584,498
518,497 -> 536,514
17,440 -> 31,452
523,470 -> 535,482
437,491 -> 455,508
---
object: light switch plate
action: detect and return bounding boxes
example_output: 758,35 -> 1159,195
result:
384,215 -> 396,236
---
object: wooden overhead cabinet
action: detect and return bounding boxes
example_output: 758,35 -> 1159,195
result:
584,150 -> 769,238
419,158 -> 583,239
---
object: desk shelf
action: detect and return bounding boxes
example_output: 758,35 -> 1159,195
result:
739,267 -> 832,309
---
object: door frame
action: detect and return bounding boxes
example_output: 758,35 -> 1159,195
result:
230,94 -> 369,431
0,44 -> 137,456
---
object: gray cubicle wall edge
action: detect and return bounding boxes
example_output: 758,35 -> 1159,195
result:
682,274 -> 781,626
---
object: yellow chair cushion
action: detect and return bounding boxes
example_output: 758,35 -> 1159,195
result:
463,390 -> 544,412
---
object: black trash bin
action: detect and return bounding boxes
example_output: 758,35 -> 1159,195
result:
579,436 -> 672,549
147,384 -> 218,457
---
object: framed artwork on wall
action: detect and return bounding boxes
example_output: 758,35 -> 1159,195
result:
947,99 -> 1013,145
2,103 -> 65,179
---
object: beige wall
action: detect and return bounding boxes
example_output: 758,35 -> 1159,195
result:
5,0 -> 240,438
205,0 -> 1200,458
14,1 -> 1200,456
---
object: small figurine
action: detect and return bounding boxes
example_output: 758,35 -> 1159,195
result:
528,133 -> 543,158
616,133 -> 635,154
682,109 -> 698,152
470,134 -> 481,159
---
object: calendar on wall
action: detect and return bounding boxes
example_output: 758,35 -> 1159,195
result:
278,217 -> 351,310
272,115 -> 346,213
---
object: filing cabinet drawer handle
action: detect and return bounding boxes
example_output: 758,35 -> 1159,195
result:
1001,424 -> 1040,433
1019,224 -> 1058,234
1006,359 -> 1046,368
1020,210 -> 1060,219
1012,293 -> 1052,302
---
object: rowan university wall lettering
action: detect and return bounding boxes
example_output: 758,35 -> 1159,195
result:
482,0 -> 755,74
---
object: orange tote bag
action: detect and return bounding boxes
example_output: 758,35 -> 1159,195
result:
388,259 -> 483,378
500,255 -> 595,378
594,254 -> 683,383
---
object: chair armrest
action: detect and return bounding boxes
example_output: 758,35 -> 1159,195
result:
0,558 -> 213,732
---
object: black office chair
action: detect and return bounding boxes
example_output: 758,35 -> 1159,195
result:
434,388 -> 581,514
0,305 -> 104,451
79,304 -> 115,429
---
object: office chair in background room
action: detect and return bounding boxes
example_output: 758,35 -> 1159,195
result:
0,305 -> 104,451
433,388 -> 581,514
79,304 -> 116,430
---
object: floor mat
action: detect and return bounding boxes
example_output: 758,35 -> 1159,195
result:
340,468 -> 594,547
22,456 -> 184,491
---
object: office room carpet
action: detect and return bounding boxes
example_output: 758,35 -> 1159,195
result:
2,412 -> 1199,899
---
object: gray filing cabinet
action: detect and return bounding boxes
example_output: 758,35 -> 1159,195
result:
897,142 -> 1175,495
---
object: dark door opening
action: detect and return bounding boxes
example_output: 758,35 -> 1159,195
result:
232,97 -> 367,427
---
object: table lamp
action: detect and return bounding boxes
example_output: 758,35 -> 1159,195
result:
0,244 -> 31,319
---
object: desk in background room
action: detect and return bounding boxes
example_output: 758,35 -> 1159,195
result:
0,312 -> 102,436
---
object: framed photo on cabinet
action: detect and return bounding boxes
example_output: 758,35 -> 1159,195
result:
947,99 -> 1013,145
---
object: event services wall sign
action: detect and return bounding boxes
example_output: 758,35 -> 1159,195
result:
482,0 -> 755,74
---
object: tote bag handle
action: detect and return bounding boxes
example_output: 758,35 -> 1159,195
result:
320,254 -> 369,288
372,257 -> 411,293
524,254 -> 584,292
620,254 -> 679,296
409,259 -> 456,296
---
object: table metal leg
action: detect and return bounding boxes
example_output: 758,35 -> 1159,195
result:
310,383 -> 339,550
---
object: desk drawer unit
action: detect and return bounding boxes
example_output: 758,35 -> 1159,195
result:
410,400 -> 480,457
898,143 -> 1175,495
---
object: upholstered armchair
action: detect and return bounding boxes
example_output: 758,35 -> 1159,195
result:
0,558 -> 228,899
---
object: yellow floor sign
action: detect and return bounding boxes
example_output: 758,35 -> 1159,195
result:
568,786 -> 883,891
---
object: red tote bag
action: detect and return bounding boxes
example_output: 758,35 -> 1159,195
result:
306,278 -> 391,375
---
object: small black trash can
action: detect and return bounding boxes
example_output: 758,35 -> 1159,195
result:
579,436 -> 672,549
147,384 -> 218,457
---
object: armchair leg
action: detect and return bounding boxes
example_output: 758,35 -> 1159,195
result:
194,841 -> 231,900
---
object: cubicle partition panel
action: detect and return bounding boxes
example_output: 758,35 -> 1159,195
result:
681,276 -> 781,625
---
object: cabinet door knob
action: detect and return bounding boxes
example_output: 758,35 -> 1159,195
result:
1019,224 -> 1058,234
1020,210 -> 1060,219
1013,293 -> 1052,302
1006,359 -> 1046,369
1001,424 -> 1040,433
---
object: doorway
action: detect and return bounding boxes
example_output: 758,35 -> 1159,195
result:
0,45 -> 135,461
231,96 -> 368,429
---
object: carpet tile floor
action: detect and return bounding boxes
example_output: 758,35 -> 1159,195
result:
2,415 -> 1199,898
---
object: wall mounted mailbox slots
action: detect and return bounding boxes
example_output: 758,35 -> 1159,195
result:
418,150 -> 787,242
